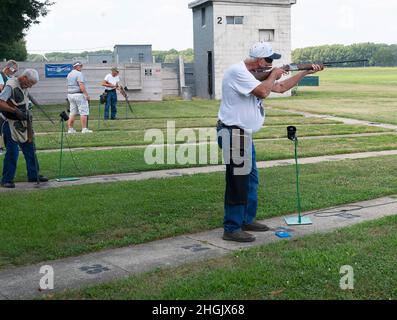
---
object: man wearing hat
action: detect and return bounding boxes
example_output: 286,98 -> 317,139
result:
217,42 -> 323,243
101,67 -> 120,120
66,61 -> 92,134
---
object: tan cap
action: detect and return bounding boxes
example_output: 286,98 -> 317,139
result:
111,67 -> 119,73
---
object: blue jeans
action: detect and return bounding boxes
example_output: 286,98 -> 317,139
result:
217,126 -> 259,233
1,122 -> 39,183
104,90 -> 117,119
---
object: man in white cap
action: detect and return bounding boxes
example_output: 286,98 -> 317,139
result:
66,61 -> 92,134
217,42 -> 323,242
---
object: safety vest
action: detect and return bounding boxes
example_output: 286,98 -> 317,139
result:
2,78 -> 31,143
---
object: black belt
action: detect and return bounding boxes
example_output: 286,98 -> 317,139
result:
217,120 -> 243,131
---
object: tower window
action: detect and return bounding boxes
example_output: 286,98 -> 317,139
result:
226,16 -> 244,25
201,8 -> 206,27
259,29 -> 275,42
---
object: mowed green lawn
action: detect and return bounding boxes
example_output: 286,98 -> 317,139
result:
0,155 -> 396,269
32,124 -> 390,150
2,134 -> 397,182
33,116 -> 340,133
55,215 -> 397,300
268,67 -> 397,125
33,99 -> 295,122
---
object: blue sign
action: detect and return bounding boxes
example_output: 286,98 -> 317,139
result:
45,64 -> 73,78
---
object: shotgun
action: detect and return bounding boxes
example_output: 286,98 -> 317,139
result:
252,59 -> 368,80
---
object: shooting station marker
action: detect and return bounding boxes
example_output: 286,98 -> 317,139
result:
285,126 -> 313,226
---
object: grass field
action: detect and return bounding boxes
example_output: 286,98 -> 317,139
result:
1,133 -> 396,182
1,67 -> 397,300
33,114 -> 340,133
1,155 -> 397,269
54,215 -> 397,300
268,67 -> 397,125
31,124 -> 390,150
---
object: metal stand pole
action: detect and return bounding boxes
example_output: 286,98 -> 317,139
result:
57,120 -> 64,181
98,101 -> 101,130
294,138 -> 302,224
285,137 -> 312,226
56,119 -> 80,182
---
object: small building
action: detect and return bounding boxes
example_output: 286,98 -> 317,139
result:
87,54 -> 114,64
114,45 -> 153,64
188,0 -> 297,99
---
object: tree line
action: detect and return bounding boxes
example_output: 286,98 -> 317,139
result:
22,44 -> 397,67
292,43 -> 397,67
0,0 -> 53,61
27,49 -> 194,63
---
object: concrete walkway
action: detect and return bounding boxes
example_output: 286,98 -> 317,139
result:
0,195 -> 396,299
2,149 -> 397,193
33,131 -> 397,154
272,108 -> 397,131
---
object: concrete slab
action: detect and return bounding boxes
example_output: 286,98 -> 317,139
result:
0,254 -> 129,300
0,196 -> 396,299
2,150 -> 397,193
96,236 -> 228,273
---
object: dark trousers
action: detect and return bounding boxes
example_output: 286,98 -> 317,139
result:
104,90 -> 117,119
217,124 -> 258,233
1,122 -> 39,183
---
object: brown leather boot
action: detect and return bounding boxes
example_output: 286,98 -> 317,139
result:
222,230 -> 256,242
242,222 -> 270,232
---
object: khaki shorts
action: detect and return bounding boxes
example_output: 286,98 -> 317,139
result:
67,93 -> 89,116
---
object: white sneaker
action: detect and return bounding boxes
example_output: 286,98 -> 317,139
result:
82,128 -> 93,134
67,128 -> 77,134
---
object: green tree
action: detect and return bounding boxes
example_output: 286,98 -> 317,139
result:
0,39 -> 28,61
292,43 -> 397,67
0,0 -> 53,60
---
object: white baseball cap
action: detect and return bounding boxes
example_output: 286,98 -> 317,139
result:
249,42 -> 282,60
73,61 -> 83,67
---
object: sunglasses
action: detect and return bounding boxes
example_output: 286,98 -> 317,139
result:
264,57 -> 273,63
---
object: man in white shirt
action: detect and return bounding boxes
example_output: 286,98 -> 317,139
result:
66,61 -> 92,134
217,42 -> 323,242
101,67 -> 120,120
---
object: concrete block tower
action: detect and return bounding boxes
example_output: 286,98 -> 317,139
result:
189,0 -> 296,99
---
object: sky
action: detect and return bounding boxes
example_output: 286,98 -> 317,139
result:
25,0 -> 397,53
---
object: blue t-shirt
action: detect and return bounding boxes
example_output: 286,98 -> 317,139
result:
0,74 -> 11,89
0,86 -> 12,101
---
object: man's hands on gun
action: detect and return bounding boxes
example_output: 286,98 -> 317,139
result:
305,64 -> 324,74
271,64 -> 323,80
271,67 -> 289,80
14,108 -> 29,121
